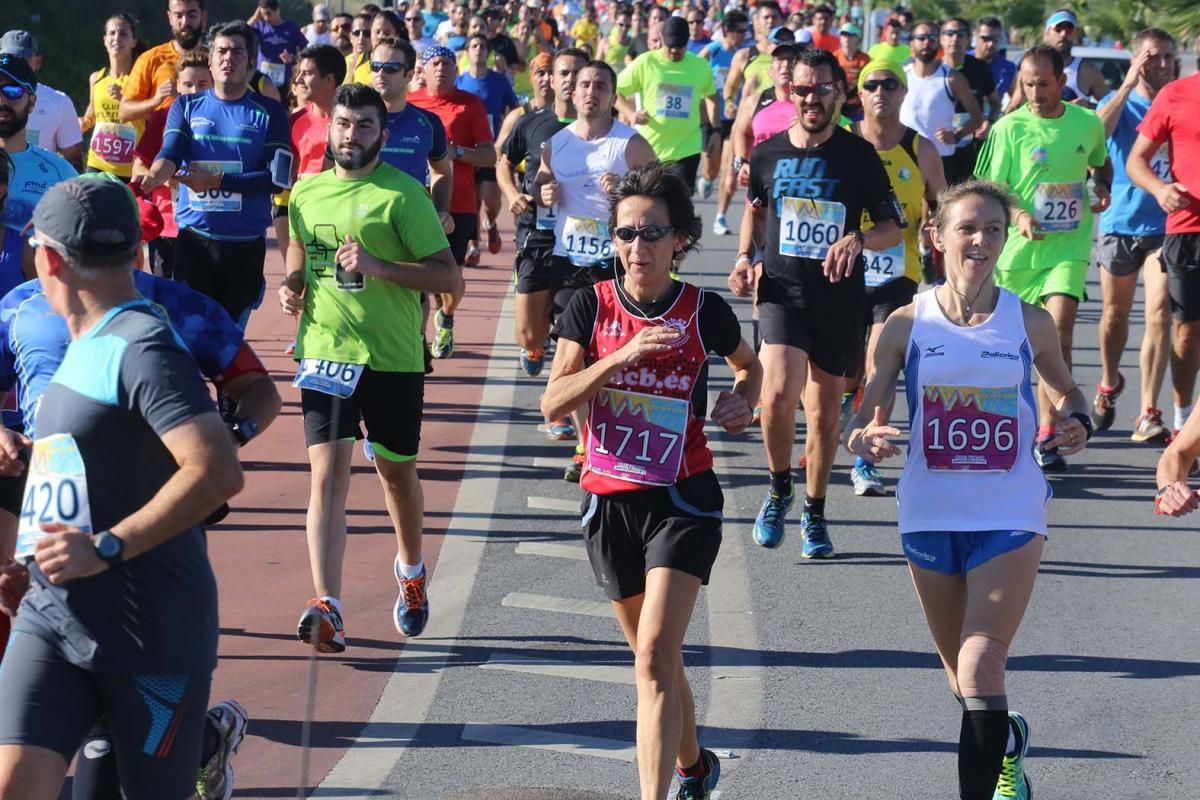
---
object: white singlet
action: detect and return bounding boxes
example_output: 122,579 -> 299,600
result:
899,63 -> 957,157
897,288 -> 1049,535
548,119 -> 636,260
1063,55 -> 1084,102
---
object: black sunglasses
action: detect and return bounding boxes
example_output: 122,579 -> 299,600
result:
978,34 -> 1000,42
352,28 -> 370,36
941,28 -> 968,37
911,33 -> 937,42
790,81 -> 836,97
371,60 -> 408,73
613,224 -> 673,242
861,77 -> 900,92
0,84 -> 28,101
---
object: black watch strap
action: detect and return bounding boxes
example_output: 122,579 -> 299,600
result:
1069,411 -> 1094,441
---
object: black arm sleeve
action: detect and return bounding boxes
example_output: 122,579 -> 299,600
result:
698,291 -> 742,357
550,286 -> 599,347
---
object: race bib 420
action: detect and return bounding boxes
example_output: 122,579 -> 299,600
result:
15,434 -> 92,562
779,197 -> 846,260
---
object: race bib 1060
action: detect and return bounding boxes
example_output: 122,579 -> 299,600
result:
588,388 -> 689,486
563,216 -> 613,266
15,434 -> 92,562
922,385 -> 1019,472
779,197 -> 846,259
187,160 -> 243,213
293,358 -> 364,398
1033,181 -> 1083,233
863,242 -> 905,287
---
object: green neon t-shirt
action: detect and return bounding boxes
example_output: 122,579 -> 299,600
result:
289,162 -> 450,373
975,103 -> 1107,273
617,49 -> 716,161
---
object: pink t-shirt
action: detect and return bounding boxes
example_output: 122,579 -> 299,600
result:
752,98 -> 797,148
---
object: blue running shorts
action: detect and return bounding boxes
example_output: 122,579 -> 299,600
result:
901,530 -> 1044,576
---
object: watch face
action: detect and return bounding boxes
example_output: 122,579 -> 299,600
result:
97,534 -> 121,559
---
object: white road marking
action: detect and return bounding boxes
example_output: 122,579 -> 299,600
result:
527,495 -> 580,513
501,592 -> 612,618
515,541 -> 588,560
533,456 -> 569,469
478,654 -> 634,685
460,723 -> 637,762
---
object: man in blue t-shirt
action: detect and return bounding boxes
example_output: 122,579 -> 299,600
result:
0,54 -> 76,293
372,38 -> 453,231
1091,27 -> 1178,443
0,177 -> 245,800
698,9 -> 750,235
970,17 -> 1017,107
249,0 -> 309,91
456,33 -> 518,256
136,21 -> 291,328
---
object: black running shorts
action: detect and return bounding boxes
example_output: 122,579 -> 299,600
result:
580,470 -> 724,600
302,369 -> 424,461
515,243 -> 556,294
864,276 -> 918,327
447,213 -> 479,266
757,299 -> 865,378
549,255 -> 615,317
1162,233 -> 1200,322
0,630 -> 210,800
172,229 -> 266,328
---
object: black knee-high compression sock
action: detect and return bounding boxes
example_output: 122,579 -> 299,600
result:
958,704 -> 1010,799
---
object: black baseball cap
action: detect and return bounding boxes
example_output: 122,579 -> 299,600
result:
663,16 -> 688,48
0,53 -> 36,92
32,177 -> 141,262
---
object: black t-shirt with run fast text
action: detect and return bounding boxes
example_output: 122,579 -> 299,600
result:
748,125 -> 899,308
554,280 -> 742,419
502,106 -> 570,248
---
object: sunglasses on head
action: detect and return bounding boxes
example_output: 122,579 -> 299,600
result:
371,60 -> 408,73
613,224 -> 673,243
861,76 -> 900,92
790,81 -> 836,97
0,84 -> 28,101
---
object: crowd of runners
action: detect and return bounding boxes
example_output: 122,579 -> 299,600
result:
0,0 -> 1197,798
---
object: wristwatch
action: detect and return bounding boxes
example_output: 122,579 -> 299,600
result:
1069,411 -> 1095,441
454,145 -> 466,160
92,530 -> 125,567
732,155 -> 746,171
852,230 -> 865,246
229,416 -> 259,447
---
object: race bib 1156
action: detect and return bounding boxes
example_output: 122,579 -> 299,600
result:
563,216 -> 613,266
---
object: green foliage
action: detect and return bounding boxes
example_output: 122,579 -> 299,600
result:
7,0 -> 317,108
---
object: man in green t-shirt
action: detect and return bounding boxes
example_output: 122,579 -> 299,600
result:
868,19 -> 910,68
614,16 -> 717,194
279,83 -> 460,652
975,45 -> 1110,472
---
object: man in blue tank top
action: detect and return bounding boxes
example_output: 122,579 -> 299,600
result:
1091,28 -> 1177,443
135,21 -> 291,329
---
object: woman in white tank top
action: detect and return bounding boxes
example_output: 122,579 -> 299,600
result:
842,180 -> 1093,800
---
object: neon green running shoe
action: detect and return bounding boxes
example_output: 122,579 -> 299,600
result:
993,711 -> 1031,799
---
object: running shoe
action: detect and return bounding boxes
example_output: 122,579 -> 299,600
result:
546,418 -> 576,440
1131,407 -> 1168,443
486,223 -> 502,254
839,391 -> 857,429
753,490 -> 793,548
284,341 -> 296,356
564,449 -> 585,483
1091,373 -> 1125,431
676,747 -> 721,800
712,214 -> 730,236
393,560 -> 430,637
993,712 -> 1031,800
697,177 -> 715,199
1034,437 -> 1067,472
464,244 -> 481,267
751,404 -> 762,425
520,347 -> 545,377
297,598 -> 345,653
800,512 -> 834,559
363,440 -> 375,462
195,700 -> 249,800
431,309 -> 454,359
851,462 -> 885,497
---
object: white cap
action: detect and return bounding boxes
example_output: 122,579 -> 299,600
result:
312,3 -> 330,20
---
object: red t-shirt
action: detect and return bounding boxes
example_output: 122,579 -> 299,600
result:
409,87 -> 492,214
291,105 -> 331,178
133,106 -> 177,238
811,31 -> 841,54
1138,73 -> 1200,234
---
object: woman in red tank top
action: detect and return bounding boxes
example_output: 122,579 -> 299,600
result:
542,163 -> 761,800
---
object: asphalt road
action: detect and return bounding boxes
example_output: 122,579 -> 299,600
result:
301,193 -> 1200,800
